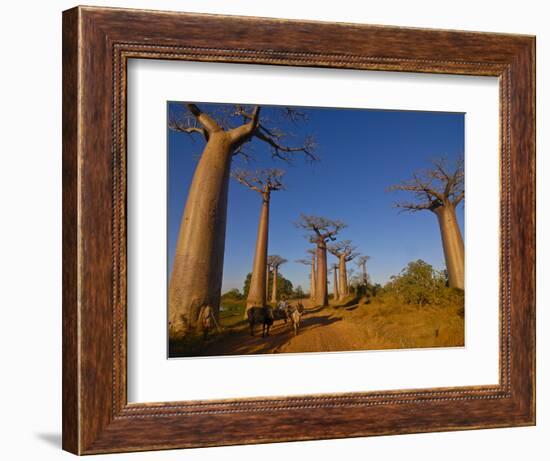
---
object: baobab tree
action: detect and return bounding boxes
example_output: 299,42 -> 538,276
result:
330,263 -> 340,300
295,258 -> 313,300
296,248 -> 317,301
266,262 -> 272,299
296,214 -> 346,306
355,255 -> 371,285
328,240 -> 358,300
347,267 -> 360,295
388,157 -> 464,289
232,168 -> 285,312
307,248 -> 317,301
267,255 -> 287,303
168,103 -> 316,338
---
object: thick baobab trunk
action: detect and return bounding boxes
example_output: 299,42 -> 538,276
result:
271,265 -> 279,303
332,266 -> 339,300
434,204 -> 465,289
310,253 -> 316,301
338,256 -> 348,299
361,263 -> 367,284
168,132 -> 233,339
246,194 -> 270,310
315,245 -> 329,306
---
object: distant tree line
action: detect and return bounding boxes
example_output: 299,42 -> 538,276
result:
221,273 -> 306,302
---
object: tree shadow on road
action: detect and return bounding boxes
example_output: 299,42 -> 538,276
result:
193,313 -> 343,356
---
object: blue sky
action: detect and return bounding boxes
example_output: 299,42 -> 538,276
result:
167,102 -> 464,293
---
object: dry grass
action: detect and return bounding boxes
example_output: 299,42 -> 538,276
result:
169,295 -> 464,357
219,298 -> 247,328
340,298 -> 464,350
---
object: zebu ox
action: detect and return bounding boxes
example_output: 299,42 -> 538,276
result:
247,306 -> 274,337
288,302 -> 304,336
247,302 -> 304,338
272,306 -> 289,323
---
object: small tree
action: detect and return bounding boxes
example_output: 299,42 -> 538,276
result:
267,255 -> 288,303
293,285 -> 305,299
296,248 -> 317,302
278,276 -> 294,300
243,271 -> 292,301
295,214 -> 346,306
355,255 -> 371,285
329,263 -> 340,300
221,288 -> 242,300
388,157 -> 464,289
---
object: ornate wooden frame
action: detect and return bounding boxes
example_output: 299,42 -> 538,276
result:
62,5 -> 536,455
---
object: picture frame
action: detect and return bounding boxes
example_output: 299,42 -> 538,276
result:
62,5 -> 535,455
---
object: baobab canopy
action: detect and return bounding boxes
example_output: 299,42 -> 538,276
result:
169,103 -> 318,162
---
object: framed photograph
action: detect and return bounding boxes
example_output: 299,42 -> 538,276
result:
62,6 -> 535,455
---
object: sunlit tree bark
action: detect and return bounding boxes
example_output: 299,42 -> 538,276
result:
388,157 -> 465,289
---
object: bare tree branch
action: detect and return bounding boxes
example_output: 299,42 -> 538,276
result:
295,214 -> 346,244
254,129 -> 318,162
267,255 -> 287,269
453,190 -> 465,206
355,255 -> 371,267
229,106 -> 261,145
328,240 -> 358,262
231,168 -> 286,195
328,263 -> 339,275
169,103 -> 319,164
168,120 -> 207,137
387,156 -> 464,212
281,107 -> 309,124
231,172 -> 262,194
295,258 -> 312,266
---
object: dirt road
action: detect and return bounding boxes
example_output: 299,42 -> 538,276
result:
194,303 -> 372,356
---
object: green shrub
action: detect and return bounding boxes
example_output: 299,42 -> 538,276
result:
242,272 -> 293,300
380,260 -> 464,307
221,288 -> 243,300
